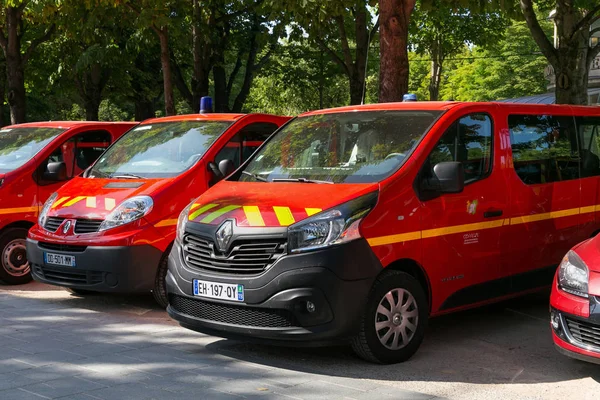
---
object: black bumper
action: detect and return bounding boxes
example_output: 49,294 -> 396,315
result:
166,238 -> 382,345
27,238 -> 163,292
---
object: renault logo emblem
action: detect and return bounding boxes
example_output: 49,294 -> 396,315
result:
62,220 -> 72,234
215,220 -> 233,252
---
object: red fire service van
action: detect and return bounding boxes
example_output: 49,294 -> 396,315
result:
26,111 -> 290,306
551,236 -> 600,364
166,102 -> 600,363
1,121 -> 135,285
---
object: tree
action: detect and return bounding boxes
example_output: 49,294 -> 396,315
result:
519,1 -> 599,104
409,3 -> 508,100
379,0 -> 416,102
0,1 -> 57,123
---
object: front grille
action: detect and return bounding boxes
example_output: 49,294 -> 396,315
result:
33,264 -> 103,285
38,242 -> 87,253
44,217 -> 64,232
74,219 -> 102,234
169,294 -> 298,328
183,234 -> 286,275
565,317 -> 600,348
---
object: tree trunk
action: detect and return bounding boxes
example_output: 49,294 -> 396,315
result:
379,0 -> 416,103
157,27 -> 175,116
0,60 -> 5,127
4,6 -> 25,124
349,72 -> 365,105
134,100 -> 155,121
429,40 -> 442,101
352,3 -> 368,105
190,0 -> 211,112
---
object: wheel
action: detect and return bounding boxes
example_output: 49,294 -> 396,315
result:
0,228 -> 32,285
351,271 -> 428,364
66,288 -> 97,296
152,252 -> 169,308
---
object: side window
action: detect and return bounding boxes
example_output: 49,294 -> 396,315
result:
509,115 -> 578,184
577,117 -> 600,178
428,113 -> 493,183
215,122 -> 278,168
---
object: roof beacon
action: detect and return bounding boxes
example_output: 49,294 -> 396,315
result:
200,96 -> 213,113
403,93 -> 417,102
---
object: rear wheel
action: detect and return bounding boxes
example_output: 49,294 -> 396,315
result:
0,228 -> 32,285
152,252 -> 169,308
351,271 -> 428,364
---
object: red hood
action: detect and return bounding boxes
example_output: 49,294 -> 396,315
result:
574,237 -> 600,273
188,181 -> 379,227
48,177 -> 172,219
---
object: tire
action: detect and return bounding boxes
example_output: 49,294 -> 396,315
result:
0,228 -> 33,285
66,288 -> 97,296
152,252 -> 169,308
351,271 -> 428,364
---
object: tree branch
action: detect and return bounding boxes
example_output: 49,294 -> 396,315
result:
170,52 -> 194,109
334,15 -> 354,71
572,5 -> 600,36
22,23 -> 55,64
314,36 -> 349,75
519,0 -> 558,66
589,43 -> 600,65
253,47 -> 273,71
369,17 -> 380,42
0,29 -> 7,52
226,54 -> 242,99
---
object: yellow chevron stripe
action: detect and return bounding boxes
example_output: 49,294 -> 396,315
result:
367,231 -> 422,247
200,205 -> 240,224
51,197 -> 69,209
273,206 -> 295,226
190,203 -> 201,211
305,208 -> 322,216
243,206 -> 265,227
63,196 -> 86,207
0,206 -> 38,215
154,219 -> 178,228
86,197 -> 97,208
105,198 -> 116,211
422,220 -> 505,239
189,203 -> 219,221
510,208 -> 579,226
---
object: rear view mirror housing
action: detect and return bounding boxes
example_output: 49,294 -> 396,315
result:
42,162 -> 68,182
218,159 -> 235,178
419,161 -> 464,200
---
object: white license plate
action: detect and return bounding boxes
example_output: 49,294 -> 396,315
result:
193,279 -> 244,302
44,252 -> 76,267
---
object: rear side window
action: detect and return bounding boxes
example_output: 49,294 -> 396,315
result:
509,115 -> 578,184
428,113 -> 493,183
577,117 -> 600,178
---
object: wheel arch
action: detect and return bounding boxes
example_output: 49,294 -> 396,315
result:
1,221 -> 35,235
382,258 -> 432,313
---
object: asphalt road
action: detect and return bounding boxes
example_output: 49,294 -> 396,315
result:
1,282 -> 600,400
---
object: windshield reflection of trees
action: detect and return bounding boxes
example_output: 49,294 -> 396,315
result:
0,128 -> 64,172
247,111 -> 440,183
93,121 -> 231,177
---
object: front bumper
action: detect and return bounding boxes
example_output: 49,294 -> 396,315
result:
166,237 -> 382,346
27,238 -> 163,292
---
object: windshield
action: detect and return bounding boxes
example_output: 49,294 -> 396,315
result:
0,127 -> 65,173
90,120 -> 233,179
240,110 -> 441,183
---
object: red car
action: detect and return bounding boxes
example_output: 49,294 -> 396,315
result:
551,237 -> 600,364
166,102 -> 600,363
0,121 -> 135,284
26,112 -> 289,306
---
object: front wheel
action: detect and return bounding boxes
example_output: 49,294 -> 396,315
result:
152,252 -> 169,308
0,228 -> 33,285
351,271 -> 428,364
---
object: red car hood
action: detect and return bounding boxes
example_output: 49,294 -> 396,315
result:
188,181 -> 379,227
48,177 -> 172,220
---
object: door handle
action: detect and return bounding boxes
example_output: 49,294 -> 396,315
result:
483,209 -> 503,218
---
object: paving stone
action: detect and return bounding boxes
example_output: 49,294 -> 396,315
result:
19,376 -> 107,399
0,388 -> 52,400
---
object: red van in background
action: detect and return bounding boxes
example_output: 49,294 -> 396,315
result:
26,113 -> 289,306
166,102 -> 600,363
0,121 -> 135,284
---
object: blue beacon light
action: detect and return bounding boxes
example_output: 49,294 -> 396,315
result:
200,96 -> 213,113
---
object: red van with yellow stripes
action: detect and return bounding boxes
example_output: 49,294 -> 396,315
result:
26,112 -> 289,306
166,102 -> 600,363
0,121 -> 135,285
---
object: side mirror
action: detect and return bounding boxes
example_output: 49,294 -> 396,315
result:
218,159 -> 235,178
43,162 -> 68,182
207,162 -> 223,179
432,161 -> 464,193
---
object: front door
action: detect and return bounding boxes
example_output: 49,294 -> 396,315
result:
419,111 -> 508,312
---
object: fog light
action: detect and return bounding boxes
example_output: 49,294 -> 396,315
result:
306,301 -> 316,313
551,311 -> 560,331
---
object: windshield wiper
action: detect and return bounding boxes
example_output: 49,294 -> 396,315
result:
241,171 -> 267,182
272,178 -> 334,184
110,173 -> 145,179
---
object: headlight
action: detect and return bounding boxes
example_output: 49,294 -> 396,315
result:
558,250 -> 589,298
99,195 -> 153,231
176,201 -> 195,242
288,192 -> 378,253
39,192 -> 58,228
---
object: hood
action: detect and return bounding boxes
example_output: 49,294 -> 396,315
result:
48,177 -> 172,220
188,181 -> 379,227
